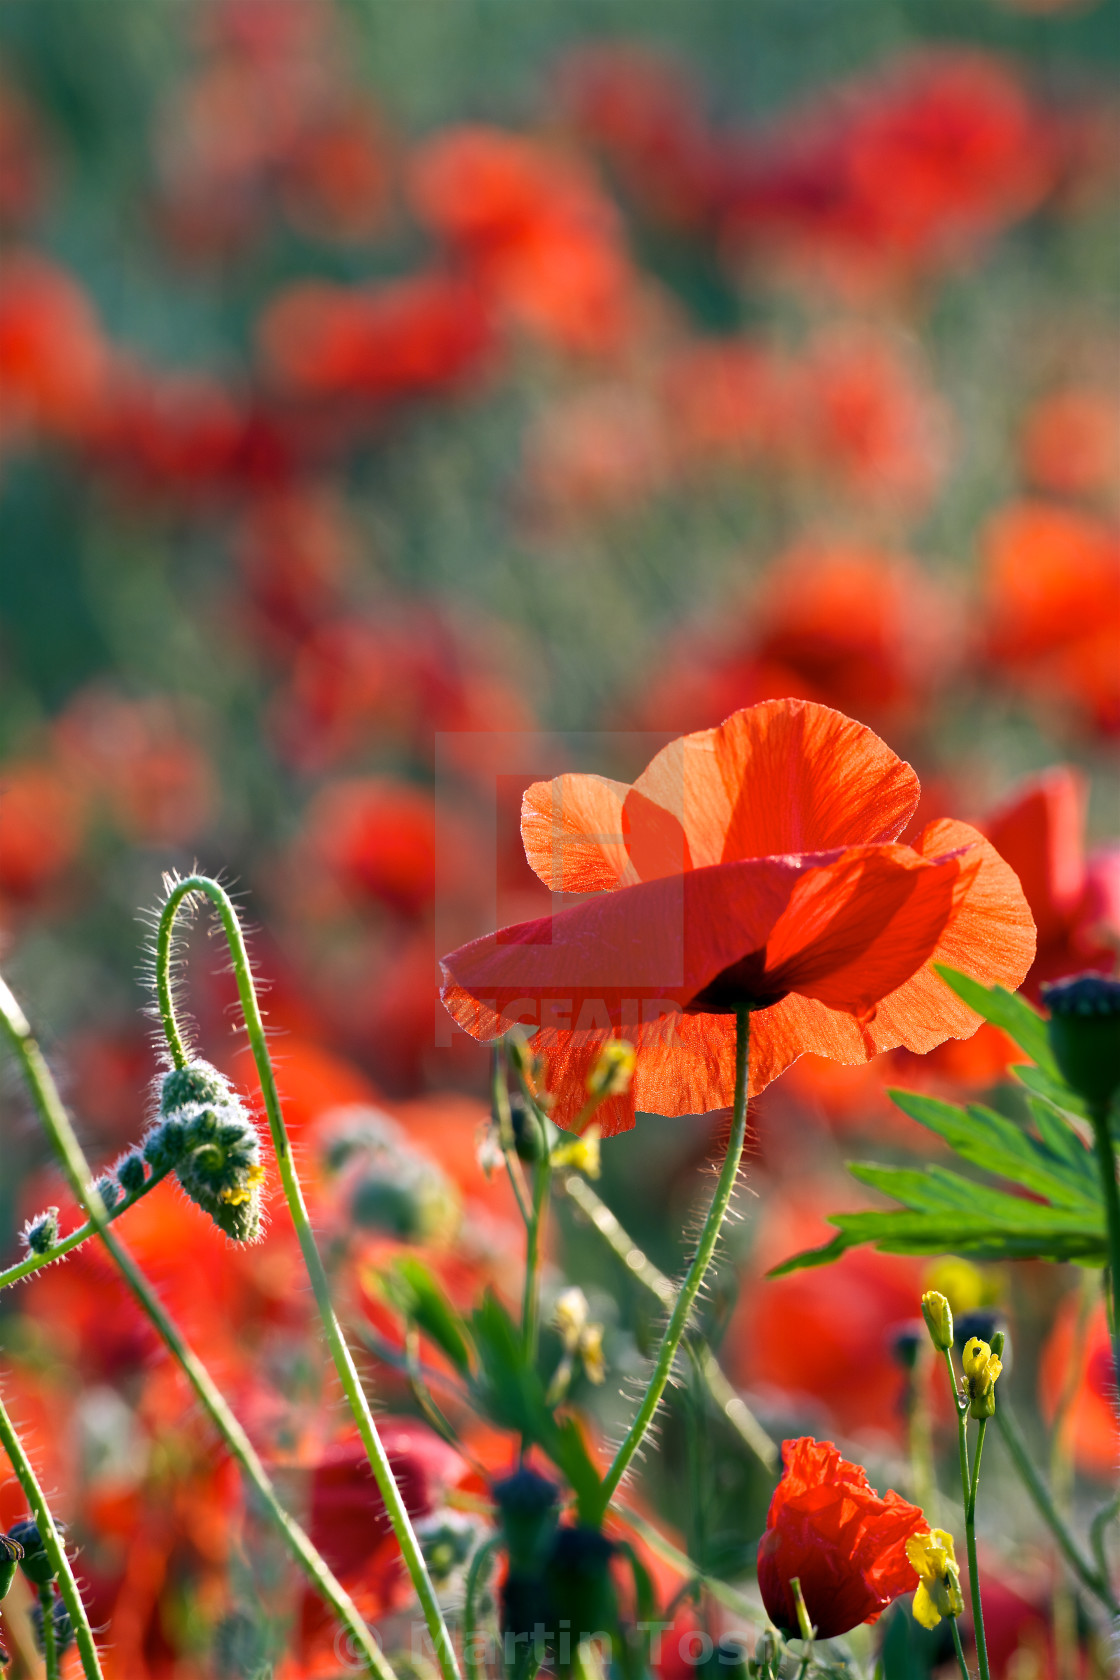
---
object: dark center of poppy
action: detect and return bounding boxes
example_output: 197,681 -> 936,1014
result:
684,948 -> 789,1013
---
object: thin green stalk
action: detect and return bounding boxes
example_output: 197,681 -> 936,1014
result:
463,1535 -> 500,1680
993,1404 -> 1117,1613
790,1576 -> 814,1679
520,1109 -> 551,1370
491,1048 -> 530,1227
38,1583 -> 58,1680
156,877 -> 460,1680
949,1617 -> 971,1680
0,1166 -> 172,1294
0,1389 -> 103,1679
965,1415 -> 990,1680
1088,1100 -> 1120,1390
0,971 -> 392,1680
1089,1492 -> 1119,1591
593,1009 -> 750,1522
942,1349 -> 971,1510
559,1170 -> 778,1472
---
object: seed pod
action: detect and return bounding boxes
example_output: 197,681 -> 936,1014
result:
1041,974 -> 1120,1109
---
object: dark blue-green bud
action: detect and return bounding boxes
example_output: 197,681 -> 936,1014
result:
6,1519 -> 56,1587
20,1209 -> 59,1256
116,1152 -> 147,1196
1042,974 -> 1120,1109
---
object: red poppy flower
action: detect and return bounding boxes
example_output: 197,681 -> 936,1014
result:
440,700 -> 1035,1133
757,1437 -> 926,1639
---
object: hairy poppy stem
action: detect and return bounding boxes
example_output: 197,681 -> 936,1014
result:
0,971 -> 395,1680
0,1387 -> 102,1679
521,1099 -> 552,1373
154,877 -> 461,1680
593,1008 -> 750,1521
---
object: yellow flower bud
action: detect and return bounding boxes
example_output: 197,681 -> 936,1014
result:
578,1322 -> 606,1385
921,1290 -> 954,1352
551,1123 -> 601,1178
962,1336 -> 1002,1419
553,1287 -> 590,1351
586,1039 -> 636,1099
907,1529 -> 964,1630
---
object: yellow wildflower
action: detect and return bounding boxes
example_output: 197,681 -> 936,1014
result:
907,1529 -> 964,1630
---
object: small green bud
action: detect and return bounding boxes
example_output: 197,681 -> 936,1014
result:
159,1061 -> 228,1115
142,1116 -> 187,1172
93,1174 -> 120,1213
156,1063 -> 265,1241
20,1209 -> 60,1256
1041,974 -> 1120,1109
0,1535 -> 23,1599
921,1290 -> 954,1352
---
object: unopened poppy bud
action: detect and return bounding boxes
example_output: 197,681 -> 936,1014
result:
545,1526 -> 618,1651
94,1174 -> 120,1213
6,1519 -> 55,1587
20,1208 -> 59,1256
586,1039 -> 636,1100
116,1151 -> 146,1196
921,1290 -> 954,1351
156,1062 -> 265,1242
491,1468 -> 559,1574
907,1529 -> 964,1629
551,1124 -> 601,1178
509,1093 -> 554,1163
32,1589 -> 73,1657
890,1322 -> 925,1372
0,1535 -> 23,1600
1041,974 -> 1120,1108
954,1309 -> 1002,1351
349,1157 -> 459,1245
962,1336 -> 1002,1419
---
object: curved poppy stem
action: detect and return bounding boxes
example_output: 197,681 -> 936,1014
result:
38,1583 -> 59,1680
0,1389 -> 103,1680
592,1009 -> 750,1522
155,876 -> 460,1680
0,970 -> 394,1680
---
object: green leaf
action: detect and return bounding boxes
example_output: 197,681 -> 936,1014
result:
1013,1062 -> 1089,1119
380,1258 -> 475,1375
468,1293 -> 604,1520
887,1089 -> 1097,1209
934,965 -> 1057,1075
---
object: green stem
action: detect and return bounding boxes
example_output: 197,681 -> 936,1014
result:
0,1166 -> 172,1295
964,1417 -> 990,1680
949,1616 -> 971,1680
1089,1101 -> 1120,1392
790,1575 -> 814,1679
942,1349 -> 970,1510
155,877 -> 460,1680
0,1389 -> 102,1679
559,1170 -> 778,1471
593,1008 -> 750,1522
520,1108 -> 551,1371
463,1535 -> 500,1680
0,972 -> 392,1680
491,1048 -> 530,1227
38,1582 -> 58,1680
993,1404 -> 1117,1613
1089,1492 -> 1119,1592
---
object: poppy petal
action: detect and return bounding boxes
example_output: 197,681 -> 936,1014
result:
521,772 -> 634,891
631,698 -> 921,867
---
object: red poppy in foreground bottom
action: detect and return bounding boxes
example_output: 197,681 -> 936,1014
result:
757,1437 -> 926,1638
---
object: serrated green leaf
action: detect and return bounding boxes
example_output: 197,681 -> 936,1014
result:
771,1205 -> 1107,1272
886,1088 -> 1096,1209
934,965 -> 1057,1074
1013,1062 -> 1089,1119
380,1258 -> 475,1375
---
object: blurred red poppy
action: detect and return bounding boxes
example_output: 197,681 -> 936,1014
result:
981,765 -> 1119,998
1040,1300 -> 1118,1480
982,499 -> 1120,734
299,777 -> 437,918
441,700 -> 1035,1132
757,1437 -> 925,1638
1020,387 -> 1120,502
0,252 -> 109,444
0,762 -> 85,905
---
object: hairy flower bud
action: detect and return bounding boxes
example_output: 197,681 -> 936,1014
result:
1041,974 -> 1120,1109
93,1174 -> 120,1213
115,1151 -> 147,1197
32,1588 -> 73,1657
921,1290 -> 954,1352
20,1209 -> 59,1256
154,1061 -> 265,1242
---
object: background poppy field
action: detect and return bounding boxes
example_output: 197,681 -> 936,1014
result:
0,1 -> 1118,1676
